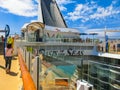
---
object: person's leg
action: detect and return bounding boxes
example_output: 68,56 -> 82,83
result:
5,57 -> 9,73
8,57 -> 12,71
5,57 -> 9,69
5,60 -> 7,69
8,59 -> 11,70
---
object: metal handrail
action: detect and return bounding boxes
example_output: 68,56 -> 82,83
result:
18,48 -> 37,90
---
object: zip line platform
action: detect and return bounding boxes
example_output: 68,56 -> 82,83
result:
0,55 -> 22,90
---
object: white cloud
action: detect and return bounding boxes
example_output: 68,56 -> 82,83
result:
66,3 -> 96,21
0,0 -> 75,16
56,0 -> 74,5
56,0 -> 75,11
0,0 -> 38,17
90,5 -> 120,19
58,5 -> 67,11
66,1 -> 120,22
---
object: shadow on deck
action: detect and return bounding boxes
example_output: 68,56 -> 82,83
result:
0,55 -> 22,90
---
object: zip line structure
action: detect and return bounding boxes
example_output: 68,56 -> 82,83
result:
0,25 -> 10,57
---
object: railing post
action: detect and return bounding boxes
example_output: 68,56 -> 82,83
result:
24,49 -> 26,62
26,52 -> 32,72
32,56 -> 41,90
26,51 -> 32,72
29,52 -> 32,72
26,51 -> 29,69
37,56 -> 40,90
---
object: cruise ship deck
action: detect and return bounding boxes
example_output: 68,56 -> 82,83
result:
0,55 -> 22,90
0,0 -> 120,89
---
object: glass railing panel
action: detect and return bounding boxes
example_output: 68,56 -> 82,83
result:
110,71 -> 120,81
110,78 -> 120,89
110,66 -> 120,72
88,60 -> 120,90
110,86 -> 120,90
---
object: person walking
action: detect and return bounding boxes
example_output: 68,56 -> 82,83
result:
5,43 -> 13,73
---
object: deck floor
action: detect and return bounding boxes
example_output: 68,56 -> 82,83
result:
0,55 -> 22,90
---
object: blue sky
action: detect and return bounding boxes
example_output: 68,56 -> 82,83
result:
0,0 -> 120,37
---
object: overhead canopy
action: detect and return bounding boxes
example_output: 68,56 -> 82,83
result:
79,33 -> 88,35
89,33 -> 98,35
27,22 -> 45,31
